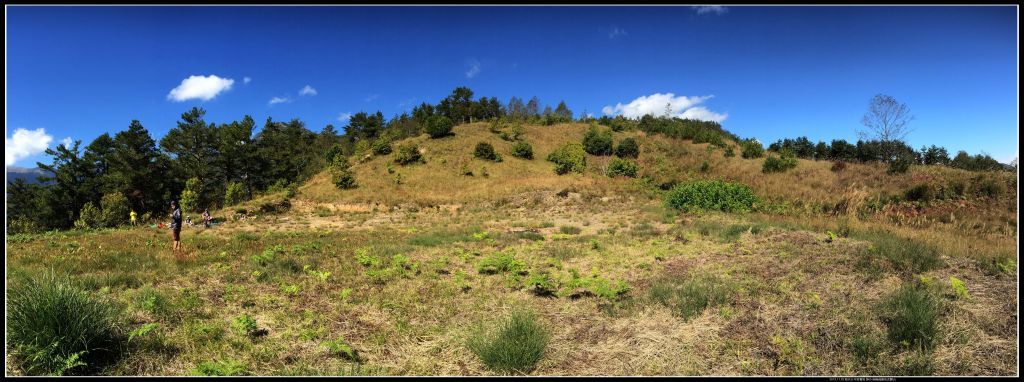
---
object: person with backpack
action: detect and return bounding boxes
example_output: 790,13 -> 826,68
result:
170,200 -> 182,255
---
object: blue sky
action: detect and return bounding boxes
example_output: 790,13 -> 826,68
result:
5,5 -> 1019,168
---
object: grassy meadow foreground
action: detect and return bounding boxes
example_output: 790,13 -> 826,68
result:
5,122 -> 1018,376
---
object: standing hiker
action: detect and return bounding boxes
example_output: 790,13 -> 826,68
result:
170,200 -> 182,255
130,209 -> 138,227
202,209 -> 212,228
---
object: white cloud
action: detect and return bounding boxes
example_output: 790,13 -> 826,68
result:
337,112 -> 353,123
61,137 -> 73,148
299,85 -> 317,96
268,96 -> 291,105
365,94 -> 380,102
466,60 -> 481,78
167,75 -> 234,102
694,6 -> 728,15
602,92 -> 728,122
243,77 -> 252,84
6,128 -> 54,166
609,26 -> 628,39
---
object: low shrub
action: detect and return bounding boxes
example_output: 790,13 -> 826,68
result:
394,144 -> 424,165
857,231 -> 944,276
370,139 -> 392,155
582,126 -> 613,156
972,176 -> 1005,198
510,141 -> 534,160
477,251 -> 527,275
466,310 -> 550,375
763,152 -> 798,173
424,115 -> 454,138
74,202 -> 103,230
330,154 -> 357,189
546,142 -> 586,175
99,192 -> 130,228
739,139 -> 765,159
7,273 -> 126,375
614,137 -> 639,158
606,158 -> 639,178
903,183 -> 934,202
888,154 -> 914,174
474,142 -> 502,162
665,179 -> 758,213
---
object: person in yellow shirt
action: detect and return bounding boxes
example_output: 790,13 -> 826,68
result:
130,210 -> 138,227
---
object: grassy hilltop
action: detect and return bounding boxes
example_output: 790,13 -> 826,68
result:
5,121 -> 1018,376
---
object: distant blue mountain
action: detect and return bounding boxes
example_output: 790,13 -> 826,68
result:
6,167 -> 50,185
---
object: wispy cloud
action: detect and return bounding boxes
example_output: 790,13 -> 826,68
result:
268,96 -> 291,105
602,92 -> 728,122
243,77 -> 252,84
299,85 -> 317,96
167,75 -> 234,102
6,127 -> 54,166
365,94 -> 380,102
608,26 -> 628,39
693,6 -> 728,15
466,59 -> 481,79
337,112 -> 353,123
61,137 -> 73,148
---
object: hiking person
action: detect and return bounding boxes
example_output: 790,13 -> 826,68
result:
170,200 -> 182,255
130,209 -> 138,227
202,209 -> 212,228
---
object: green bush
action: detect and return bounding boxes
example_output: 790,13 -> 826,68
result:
763,152 -> 798,173
224,181 -> 246,206
180,177 -> 202,213
394,144 -> 424,165
606,158 -> 639,178
973,176 -> 1005,198
888,154 -> 914,174
546,142 -> 586,175
7,273 -> 125,375
740,139 -> 765,159
74,202 -> 102,230
582,126 -> 614,156
474,142 -> 502,162
614,137 -> 639,158
99,192 -> 130,228
903,183 -> 935,202
879,282 -> 943,351
370,139 -> 392,155
424,115 -> 454,138
330,154 -> 357,189
665,179 -> 758,213
467,309 -> 550,375
510,141 -> 534,160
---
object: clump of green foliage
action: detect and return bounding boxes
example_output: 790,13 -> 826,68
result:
739,138 -> 765,159
7,273 -> 126,376
614,137 -> 639,158
878,282 -> 943,351
582,126 -> 614,156
474,142 -> 502,162
330,154 -> 357,189
903,183 -> 934,202
370,138 -> 392,155
510,141 -> 534,159
606,158 -> 639,178
394,144 -> 424,165
99,192 -> 130,228
546,142 -> 586,175
477,250 -> 527,275
763,151 -> 798,173
466,309 -> 550,375
665,179 -> 758,213
424,115 -> 454,138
